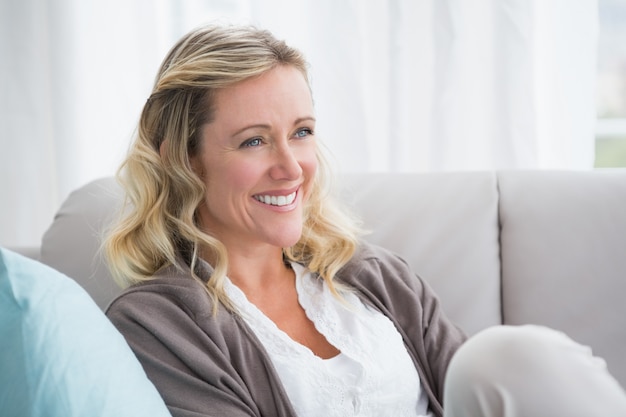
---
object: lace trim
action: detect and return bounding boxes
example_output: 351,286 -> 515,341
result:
224,263 -> 430,416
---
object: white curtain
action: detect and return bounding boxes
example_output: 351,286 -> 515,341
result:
0,0 -> 598,248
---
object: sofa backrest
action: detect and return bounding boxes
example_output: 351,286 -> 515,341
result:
39,172 -> 503,336
339,172 -> 502,335
40,178 -> 123,310
498,170 -> 626,387
36,170 -> 626,387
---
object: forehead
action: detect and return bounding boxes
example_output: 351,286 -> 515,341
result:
210,65 -> 313,124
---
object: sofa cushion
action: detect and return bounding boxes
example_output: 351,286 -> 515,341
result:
499,170 -> 626,387
339,172 -> 502,335
0,248 -> 171,417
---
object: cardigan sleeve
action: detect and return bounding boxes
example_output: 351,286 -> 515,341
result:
105,280 -> 296,417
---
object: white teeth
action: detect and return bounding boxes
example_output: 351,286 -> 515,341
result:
255,191 -> 296,206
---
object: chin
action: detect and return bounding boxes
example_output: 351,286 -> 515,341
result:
275,237 -> 302,249
269,229 -> 303,249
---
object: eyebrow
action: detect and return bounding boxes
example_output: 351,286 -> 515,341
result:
231,116 -> 316,137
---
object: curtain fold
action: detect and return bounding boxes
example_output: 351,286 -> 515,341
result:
1,0 -> 598,247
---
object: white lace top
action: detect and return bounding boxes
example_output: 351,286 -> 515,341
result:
224,262 -> 432,417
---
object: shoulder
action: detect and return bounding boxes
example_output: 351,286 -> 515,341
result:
351,241 -> 407,264
339,242 -> 415,287
105,262 -> 219,329
336,242 -> 446,320
104,264 -> 285,416
105,262 -> 251,361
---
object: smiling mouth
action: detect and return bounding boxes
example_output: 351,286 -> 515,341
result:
253,191 -> 297,207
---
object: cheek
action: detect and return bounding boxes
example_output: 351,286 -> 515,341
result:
299,143 -> 319,178
226,164 -> 260,191
303,154 -> 318,178
300,151 -> 319,202
204,158 -> 263,203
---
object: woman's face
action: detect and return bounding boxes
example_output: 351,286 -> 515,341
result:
192,65 -> 318,254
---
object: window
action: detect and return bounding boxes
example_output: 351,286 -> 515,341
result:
596,0 -> 626,167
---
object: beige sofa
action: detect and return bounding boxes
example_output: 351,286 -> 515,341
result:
13,170 -> 626,388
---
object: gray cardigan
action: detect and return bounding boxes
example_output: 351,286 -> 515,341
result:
106,243 -> 466,417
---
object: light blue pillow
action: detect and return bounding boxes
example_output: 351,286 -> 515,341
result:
0,248 -> 171,417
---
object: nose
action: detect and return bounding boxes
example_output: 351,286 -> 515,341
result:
269,143 -> 303,181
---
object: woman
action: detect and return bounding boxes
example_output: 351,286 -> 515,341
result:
105,25 -> 626,417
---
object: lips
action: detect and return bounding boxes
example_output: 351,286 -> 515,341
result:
253,191 -> 297,207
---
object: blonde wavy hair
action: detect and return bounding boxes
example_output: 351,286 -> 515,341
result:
105,25 -> 362,313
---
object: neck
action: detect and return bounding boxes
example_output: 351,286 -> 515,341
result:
222,245 -> 293,295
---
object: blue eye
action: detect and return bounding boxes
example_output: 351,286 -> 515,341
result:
241,137 -> 263,148
295,128 -> 313,138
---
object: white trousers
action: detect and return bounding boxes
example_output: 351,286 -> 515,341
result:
443,325 -> 626,416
